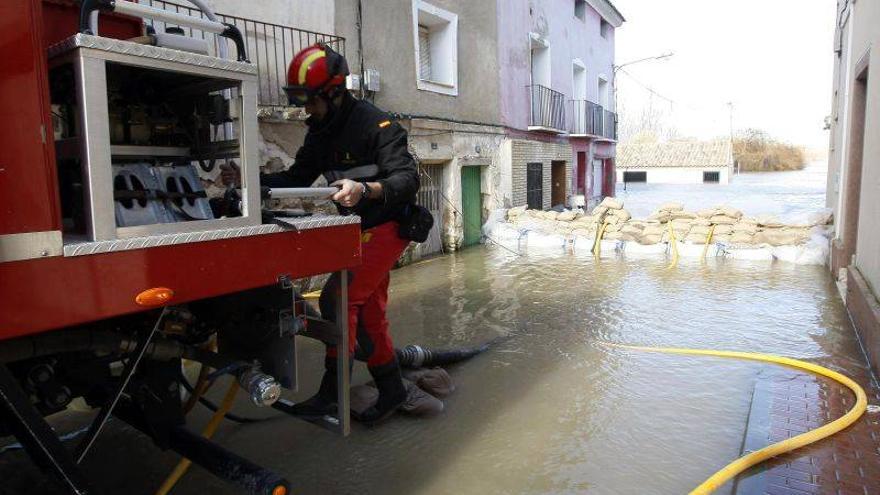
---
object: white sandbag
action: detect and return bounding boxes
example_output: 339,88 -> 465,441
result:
621,224 -> 645,236
611,209 -> 632,222
732,223 -> 758,234
557,210 -> 577,222
684,233 -> 708,244
710,215 -> 738,225
648,212 -> 672,223
719,206 -> 743,219
697,208 -> 717,218
658,201 -> 684,212
600,197 -> 624,210
670,211 -> 697,220
592,205 -> 609,217
623,241 -> 668,255
637,233 -> 663,245
723,246 -> 775,261
691,225 -> 712,236
525,231 -> 567,250
729,232 -> 755,245
507,205 -> 527,219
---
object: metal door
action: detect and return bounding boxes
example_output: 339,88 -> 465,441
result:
526,163 -> 543,210
415,164 -> 444,257
461,166 -> 482,247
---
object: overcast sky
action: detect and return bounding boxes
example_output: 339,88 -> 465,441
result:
611,0 -> 836,147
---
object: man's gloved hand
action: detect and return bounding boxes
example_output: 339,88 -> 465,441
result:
219,161 -> 241,187
331,179 -> 365,207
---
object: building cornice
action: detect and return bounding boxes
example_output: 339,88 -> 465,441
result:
587,0 -> 625,27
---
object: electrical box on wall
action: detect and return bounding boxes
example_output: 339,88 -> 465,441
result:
363,69 -> 380,92
346,74 -> 361,91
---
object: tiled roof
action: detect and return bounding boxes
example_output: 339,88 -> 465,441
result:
618,140 -> 732,169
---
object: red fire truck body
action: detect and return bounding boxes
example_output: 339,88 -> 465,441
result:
0,2 -> 359,493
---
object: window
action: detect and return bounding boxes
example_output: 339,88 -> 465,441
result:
413,1 -> 458,96
703,171 -> 721,183
600,19 -> 612,39
598,76 -> 609,108
623,171 -> 647,183
575,0 -> 587,21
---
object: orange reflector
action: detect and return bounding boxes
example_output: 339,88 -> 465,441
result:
135,287 -> 175,307
272,485 -> 287,495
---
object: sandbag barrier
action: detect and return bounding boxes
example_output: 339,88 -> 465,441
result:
493,199 -> 833,265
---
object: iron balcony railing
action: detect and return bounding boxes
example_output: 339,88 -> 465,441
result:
141,0 -> 345,109
528,85 -> 566,132
569,100 -> 617,140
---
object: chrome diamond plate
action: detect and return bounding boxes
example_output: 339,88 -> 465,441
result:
48,34 -> 257,75
63,215 -> 360,257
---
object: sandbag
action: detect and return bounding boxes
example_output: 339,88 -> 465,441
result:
671,219 -> 693,230
697,208 -> 717,218
604,222 -> 622,232
713,234 -> 732,244
592,205 -> 609,217
572,229 -> 593,238
507,205 -> 527,219
684,233 -> 708,244
730,232 -> 755,244
658,201 -> 684,212
543,211 -> 560,221
709,215 -> 738,225
648,212 -> 672,223
719,206 -> 743,219
621,224 -> 644,236
600,197 -> 624,210
713,224 -> 734,235
557,210 -> 577,221
690,225 -> 712,236
611,209 -> 632,222
754,229 -> 808,246
670,211 -> 697,220
604,231 -> 623,240
732,223 -> 758,235
638,233 -> 663,245
643,225 -> 666,236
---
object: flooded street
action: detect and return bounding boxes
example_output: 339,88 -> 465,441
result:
2,165 -> 873,495
617,161 -> 828,220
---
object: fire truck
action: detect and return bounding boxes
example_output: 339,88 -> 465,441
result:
0,1 -> 361,493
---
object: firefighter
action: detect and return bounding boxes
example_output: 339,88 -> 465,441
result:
221,43 -> 424,424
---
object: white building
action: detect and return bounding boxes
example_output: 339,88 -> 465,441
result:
616,140 -> 733,185
826,0 -> 880,372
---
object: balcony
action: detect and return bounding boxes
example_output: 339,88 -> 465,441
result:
142,0 -> 345,110
570,100 -> 617,140
528,85 -> 566,133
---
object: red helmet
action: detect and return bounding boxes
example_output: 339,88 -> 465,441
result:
284,43 -> 349,106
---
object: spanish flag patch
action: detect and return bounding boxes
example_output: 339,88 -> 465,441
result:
378,120 -> 391,128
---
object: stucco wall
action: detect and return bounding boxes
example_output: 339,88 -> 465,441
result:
334,0 -> 501,124
209,0 -> 335,34
497,0 -> 616,130
849,0 -> 880,295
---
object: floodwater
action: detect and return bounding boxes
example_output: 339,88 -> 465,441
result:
617,161 -> 828,220
1,163 -> 869,495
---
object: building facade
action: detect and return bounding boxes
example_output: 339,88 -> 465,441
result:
335,0 -> 623,253
616,140 -> 734,185
826,0 -> 880,371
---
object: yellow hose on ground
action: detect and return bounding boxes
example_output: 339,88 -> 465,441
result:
592,221 -> 610,256
701,225 -> 716,260
606,343 -> 868,495
667,222 -> 679,268
155,381 -> 241,495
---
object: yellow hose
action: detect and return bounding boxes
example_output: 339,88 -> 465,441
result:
155,381 -> 241,495
606,343 -> 868,495
701,225 -> 716,260
667,222 -> 679,268
592,221 -> 610,256
302,290 -> 322,300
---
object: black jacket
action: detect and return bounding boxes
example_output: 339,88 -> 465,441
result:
261,93 -> 420,230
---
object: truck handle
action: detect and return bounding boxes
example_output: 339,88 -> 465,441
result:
79,0 -> 250,62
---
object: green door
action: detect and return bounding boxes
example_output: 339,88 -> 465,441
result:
461,166 -> 482,247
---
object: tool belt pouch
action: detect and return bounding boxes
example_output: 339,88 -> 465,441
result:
397,204 -> 434,243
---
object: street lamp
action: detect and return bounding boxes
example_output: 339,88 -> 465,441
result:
611,51 -> 674,140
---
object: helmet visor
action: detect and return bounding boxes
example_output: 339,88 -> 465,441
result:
283,86 -> 313,107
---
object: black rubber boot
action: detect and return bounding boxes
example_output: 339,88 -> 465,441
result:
288,357 -> 341,417
356,359 -> 408,425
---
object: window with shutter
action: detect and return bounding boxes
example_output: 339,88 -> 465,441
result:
418,25 -> 432,81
